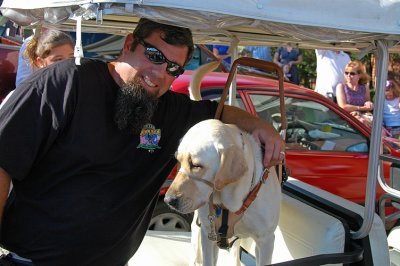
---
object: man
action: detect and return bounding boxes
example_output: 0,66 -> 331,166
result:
314,49 -> 351,101
0,18 -> 284,266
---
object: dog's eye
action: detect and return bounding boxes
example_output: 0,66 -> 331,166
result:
189,159 -> 202,171
192,165 -> 202,173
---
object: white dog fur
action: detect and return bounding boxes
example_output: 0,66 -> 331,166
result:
165,119 -> 281,266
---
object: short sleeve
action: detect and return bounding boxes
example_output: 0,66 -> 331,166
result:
0,61 -> 78,180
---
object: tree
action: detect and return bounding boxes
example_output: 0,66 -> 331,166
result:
297,49 -> 316,89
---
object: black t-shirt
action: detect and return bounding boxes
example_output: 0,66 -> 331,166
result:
0,58 -> 217,266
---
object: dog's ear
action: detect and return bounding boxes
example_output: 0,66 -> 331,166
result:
214,145 -> 248,191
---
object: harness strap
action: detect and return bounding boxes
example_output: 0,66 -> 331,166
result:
234,168 -> 270,215
217,209 -> 230,249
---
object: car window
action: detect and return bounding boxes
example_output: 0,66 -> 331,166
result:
200,87 -> 245,110
249,94 -> 369,153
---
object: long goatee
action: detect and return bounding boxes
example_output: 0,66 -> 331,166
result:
113,77 -> 159,134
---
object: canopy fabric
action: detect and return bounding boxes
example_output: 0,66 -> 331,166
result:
1,0 -> 400,51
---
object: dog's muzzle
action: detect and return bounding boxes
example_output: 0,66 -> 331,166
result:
164,195 -> 180,210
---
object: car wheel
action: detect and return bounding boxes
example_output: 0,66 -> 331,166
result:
149,201 -> 193,232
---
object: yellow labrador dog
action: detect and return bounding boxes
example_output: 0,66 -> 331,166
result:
165,119 -> 281,266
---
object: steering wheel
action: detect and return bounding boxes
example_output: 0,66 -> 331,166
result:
298,139 -> 320,150
280,121 -> 308,141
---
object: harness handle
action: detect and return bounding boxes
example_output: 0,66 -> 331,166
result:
213,57 -> 287,139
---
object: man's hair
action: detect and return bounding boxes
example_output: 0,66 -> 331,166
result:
131,18 -> 194,65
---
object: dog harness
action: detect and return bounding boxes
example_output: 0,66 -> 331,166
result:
188,163 -> 272,250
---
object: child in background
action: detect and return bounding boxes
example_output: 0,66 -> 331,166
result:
24,29 -> 74,69
282,63 -> 292,81
383,79 -> 400,139
1,29 -> 74,109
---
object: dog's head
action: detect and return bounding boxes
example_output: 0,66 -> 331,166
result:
164,119 -> 248,214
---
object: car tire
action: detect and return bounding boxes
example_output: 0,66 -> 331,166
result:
148,201 -> 193,232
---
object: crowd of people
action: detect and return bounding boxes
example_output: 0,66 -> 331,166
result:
225,45 -> 400,139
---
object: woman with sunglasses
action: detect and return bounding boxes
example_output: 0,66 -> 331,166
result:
336,60 -> 373,115
383,74 -> 400,139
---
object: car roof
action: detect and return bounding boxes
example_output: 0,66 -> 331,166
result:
172,70 -> 321,97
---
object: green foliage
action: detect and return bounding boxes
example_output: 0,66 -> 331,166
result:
298,49 -> 316,89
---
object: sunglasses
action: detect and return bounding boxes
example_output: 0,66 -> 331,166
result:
138,39 -> 185,77
345,71 -> 358,76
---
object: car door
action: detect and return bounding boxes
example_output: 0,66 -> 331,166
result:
241,90 -> 371,204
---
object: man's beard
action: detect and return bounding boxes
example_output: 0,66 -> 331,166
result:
114,77 -> 159,134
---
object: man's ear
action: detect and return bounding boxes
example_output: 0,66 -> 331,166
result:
122,33 -> 134,54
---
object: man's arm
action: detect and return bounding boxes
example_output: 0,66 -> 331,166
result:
220,105 -> 285,167
0,167 -> 11,224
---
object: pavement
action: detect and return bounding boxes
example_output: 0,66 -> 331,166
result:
129,230 -> 250,266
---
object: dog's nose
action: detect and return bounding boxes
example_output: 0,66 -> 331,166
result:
164,195 -> 179,209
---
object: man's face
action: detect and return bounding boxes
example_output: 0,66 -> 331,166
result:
122,31 -> 188,98
113,31 -> 188,134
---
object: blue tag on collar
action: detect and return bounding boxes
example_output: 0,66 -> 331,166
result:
215,207 -> 222,218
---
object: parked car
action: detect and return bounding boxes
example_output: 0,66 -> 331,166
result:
148,70 -> 400,232
0,26 -> 20,102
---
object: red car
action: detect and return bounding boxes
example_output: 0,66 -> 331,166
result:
149,70 -> 400,231
0,35 -> 20,101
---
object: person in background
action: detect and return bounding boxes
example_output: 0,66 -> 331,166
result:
0,18 -> 284,265
240,47 -> 251,57
245,46 -> 272,73
383,75 -> 400,139
15,35 -> 34,87
314,49 -> 351,102
16,29 -> 74,86
336,60 -> 373,112
1,29 -> 74,109
336,60 -> 373,126
245,46 -> 272,62
24,29 -> 74,70
273,43 -> 302,84
212,44 -> 231,63
282,63 -> 292,81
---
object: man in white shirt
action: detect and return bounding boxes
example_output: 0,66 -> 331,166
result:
314,50 -> 351,101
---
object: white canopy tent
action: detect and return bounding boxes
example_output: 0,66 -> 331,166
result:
1,0 -> 400,52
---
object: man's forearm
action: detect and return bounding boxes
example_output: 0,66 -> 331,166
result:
220,105 -> 272,133
0,167 -> 11,223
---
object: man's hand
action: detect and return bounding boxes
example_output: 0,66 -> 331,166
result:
252,125 -> 285,167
